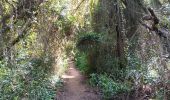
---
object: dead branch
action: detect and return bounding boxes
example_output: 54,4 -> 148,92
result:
140,7 -> 168,38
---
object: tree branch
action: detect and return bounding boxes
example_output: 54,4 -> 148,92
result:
140,7 -> 168,38
9,19 -> 32,47
71,0 -> 85,14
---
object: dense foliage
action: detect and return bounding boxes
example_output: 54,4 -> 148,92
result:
1,0 -> 170,100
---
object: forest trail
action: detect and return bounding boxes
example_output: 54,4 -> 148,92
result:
56,60 -> 101,100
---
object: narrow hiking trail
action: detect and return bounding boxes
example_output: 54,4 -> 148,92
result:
56,60 -> 101,100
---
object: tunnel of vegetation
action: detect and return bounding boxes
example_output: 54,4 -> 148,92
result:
1,0 -> 170,100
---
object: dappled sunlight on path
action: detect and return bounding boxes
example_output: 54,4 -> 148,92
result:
56,60 -> 101,100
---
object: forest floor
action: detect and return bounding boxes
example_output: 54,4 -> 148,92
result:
56,60 -> 102,100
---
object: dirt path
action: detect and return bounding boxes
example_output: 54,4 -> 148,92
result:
56,60 -> 101,100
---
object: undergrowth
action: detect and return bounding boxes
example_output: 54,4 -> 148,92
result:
0,55 -> 61,100
89,73 -> 130,100
75,52 -> 90,74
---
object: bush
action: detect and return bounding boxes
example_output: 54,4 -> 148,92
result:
75,52 -> 90,74
89,73 -> 130,99
76,33 -> 101,53
0,56 -> 60,100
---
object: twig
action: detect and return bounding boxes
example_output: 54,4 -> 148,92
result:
71,0 -> 85,15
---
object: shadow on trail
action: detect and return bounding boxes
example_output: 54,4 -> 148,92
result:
56,60 -> 101,100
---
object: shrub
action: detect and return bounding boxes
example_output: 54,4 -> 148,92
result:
0,56 -> 60,100
77,33 -> 101,52
75,52 -> 90,74
89,73 -> 130,99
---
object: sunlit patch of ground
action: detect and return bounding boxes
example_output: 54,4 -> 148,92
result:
56,61 -> 101,100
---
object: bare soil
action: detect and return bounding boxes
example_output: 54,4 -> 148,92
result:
56,60 -> 101,100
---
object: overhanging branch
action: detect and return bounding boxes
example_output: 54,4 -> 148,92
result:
71,0 -> 85,15
9,19 -> 32,47
140,7 -> 169,38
